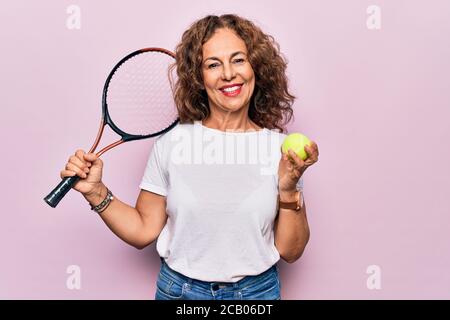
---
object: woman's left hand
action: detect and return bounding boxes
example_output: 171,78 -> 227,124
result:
278,141 -> 319,193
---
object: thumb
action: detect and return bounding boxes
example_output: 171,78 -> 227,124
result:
83,153 -> 102,166
280,146 -> 288,160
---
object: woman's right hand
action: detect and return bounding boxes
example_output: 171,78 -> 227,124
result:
60,149 -> 104,196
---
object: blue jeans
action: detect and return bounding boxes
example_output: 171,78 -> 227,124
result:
155,259 -> 281,300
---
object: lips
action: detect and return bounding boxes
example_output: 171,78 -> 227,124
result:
219,83 -> 243,97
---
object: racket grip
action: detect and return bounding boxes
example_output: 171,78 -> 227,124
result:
44,176 -> 80,208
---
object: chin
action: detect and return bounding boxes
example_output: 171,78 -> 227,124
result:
221,105 -> 245,113
218,99 -> 250,112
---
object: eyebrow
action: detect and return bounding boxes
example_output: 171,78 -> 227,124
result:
203,51 -> 247,63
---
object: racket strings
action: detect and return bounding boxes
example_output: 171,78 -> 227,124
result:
106,51 -> 178,136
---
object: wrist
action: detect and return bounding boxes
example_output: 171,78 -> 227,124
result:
83,183 -> 107,206
279,189 -> 299,202
278,189 -> 304,212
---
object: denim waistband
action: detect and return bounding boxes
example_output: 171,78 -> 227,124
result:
159,258 -> 278,291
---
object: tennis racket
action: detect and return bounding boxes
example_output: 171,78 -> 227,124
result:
44,47 -> 179,208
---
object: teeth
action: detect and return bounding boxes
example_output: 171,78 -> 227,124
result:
222,85 -> 241,92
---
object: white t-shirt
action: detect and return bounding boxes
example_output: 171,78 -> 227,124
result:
139,121 -> 303,282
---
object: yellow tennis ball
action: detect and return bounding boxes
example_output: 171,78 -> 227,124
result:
282,133 -> 312,161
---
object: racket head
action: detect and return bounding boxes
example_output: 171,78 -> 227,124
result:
44,47 -> 180,208
102,47 -> 180,142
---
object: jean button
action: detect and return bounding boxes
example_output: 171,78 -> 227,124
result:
212,284 -> 219,291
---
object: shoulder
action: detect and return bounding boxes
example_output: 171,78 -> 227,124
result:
266,129 -> 286,138
154,122 -> 196,146
262,128 -> 287,146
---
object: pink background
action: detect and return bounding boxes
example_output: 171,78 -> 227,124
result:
1,0 -> 449,299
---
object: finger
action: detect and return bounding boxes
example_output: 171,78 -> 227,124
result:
60,170 -> 76,179
305,144 -> 318,161
303,145 -> 312,159
65,162 -> 88,179
73,149 -> 91,167
69,155 -> 90,172
288,149 -> 304,168
308,141 -> 319,156
83,153 -> 101,167
280,152 -> 289,162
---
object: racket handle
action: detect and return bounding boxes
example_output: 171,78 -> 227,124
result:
44,176 -> 80,208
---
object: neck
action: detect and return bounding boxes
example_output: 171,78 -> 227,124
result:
202,106 -> 261,132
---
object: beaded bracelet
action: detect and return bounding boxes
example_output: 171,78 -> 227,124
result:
90,188 -> 114,214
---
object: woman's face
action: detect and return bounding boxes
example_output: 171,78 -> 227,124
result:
201,28 -> 255,115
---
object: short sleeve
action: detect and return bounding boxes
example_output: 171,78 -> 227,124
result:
297,177 -> 304,192
139,138 -> 168,196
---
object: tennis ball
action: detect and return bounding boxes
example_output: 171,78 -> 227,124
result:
282,133 -> 312,161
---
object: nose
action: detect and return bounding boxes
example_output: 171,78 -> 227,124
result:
221,62 -> 236,81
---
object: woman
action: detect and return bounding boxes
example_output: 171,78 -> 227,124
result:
60,14 -> 319,300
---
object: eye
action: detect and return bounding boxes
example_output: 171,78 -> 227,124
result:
233,58 -> 245,64
207,63 -> 220,69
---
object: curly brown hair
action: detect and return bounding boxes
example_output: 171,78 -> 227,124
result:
171,14 -> 295,133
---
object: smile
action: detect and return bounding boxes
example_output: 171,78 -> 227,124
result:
219,84 -> 243,97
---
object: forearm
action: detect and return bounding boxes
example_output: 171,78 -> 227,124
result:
84,183 -> 147,248
274,190 -> 310,263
